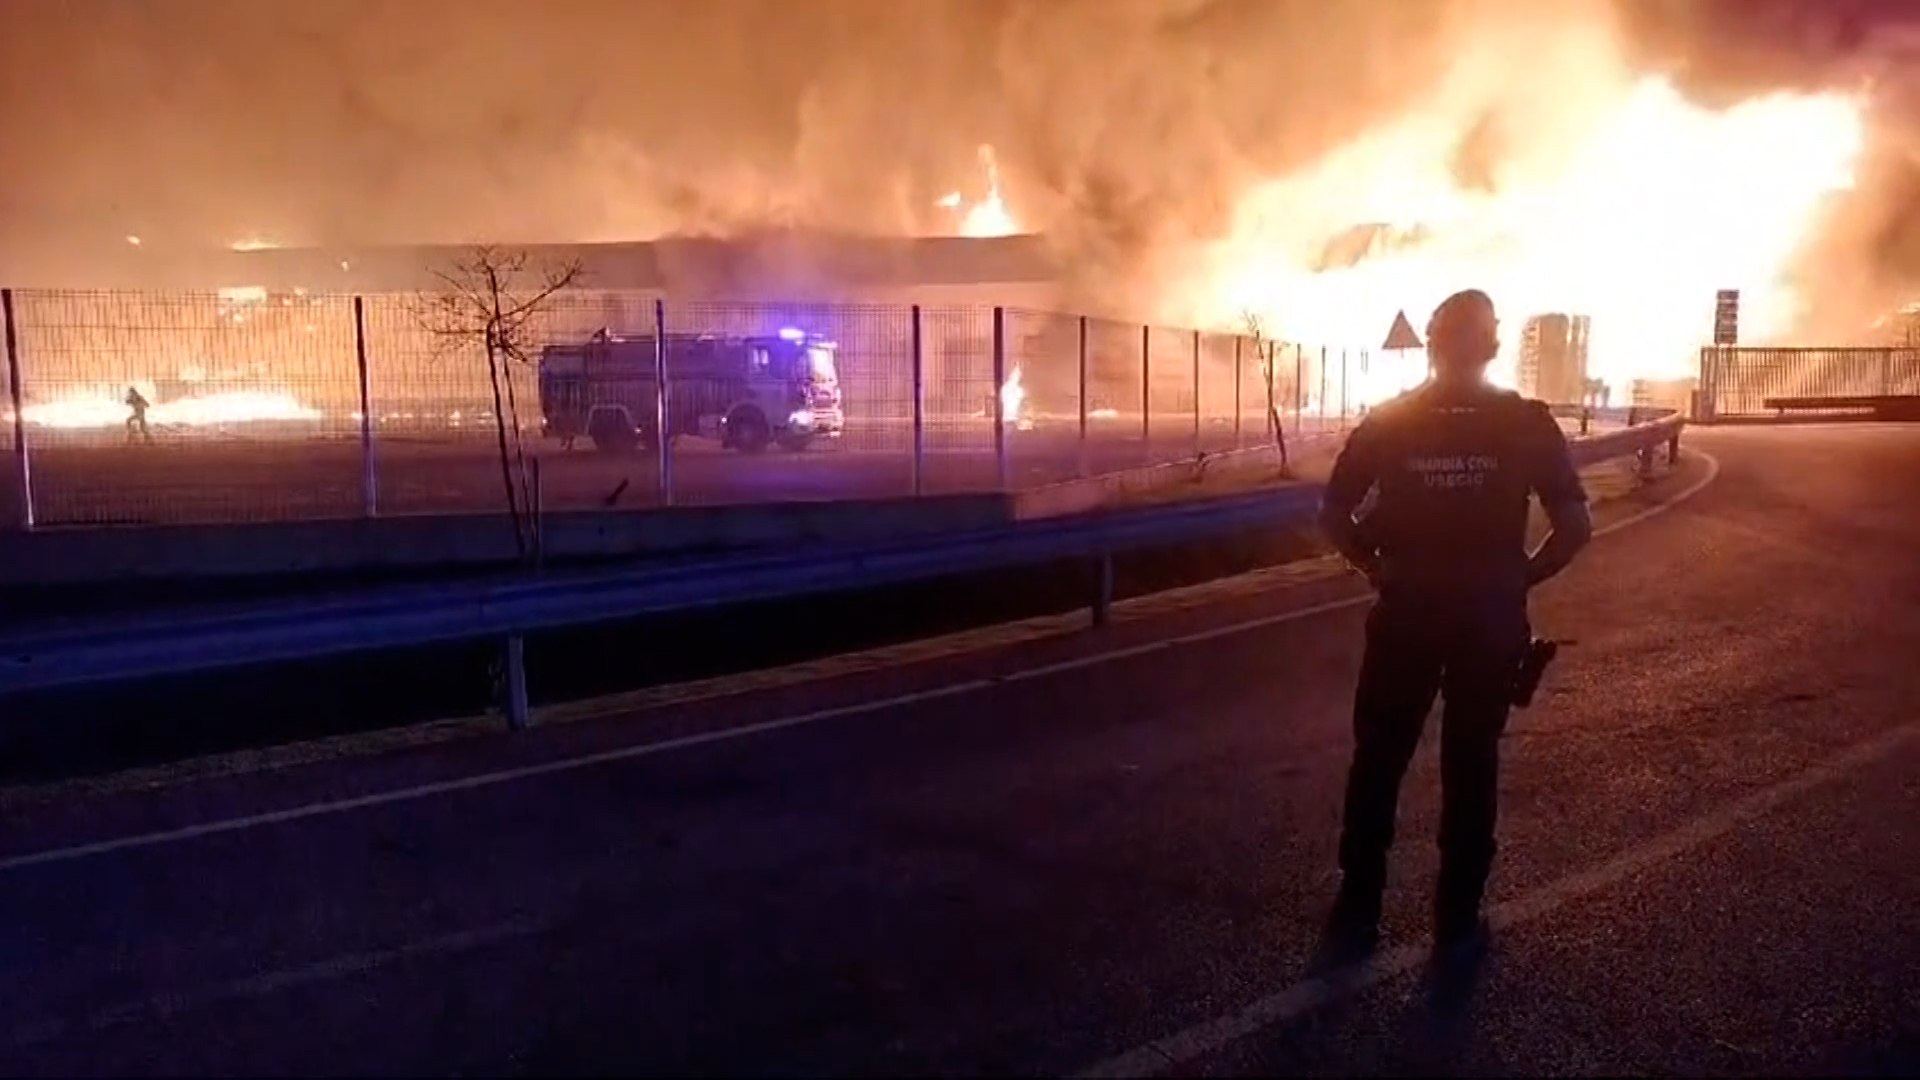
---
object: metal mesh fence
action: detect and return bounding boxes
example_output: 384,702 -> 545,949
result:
916,304 -> 997,494
1274,338 -> 1305,434
1295,345 -> 1331,436
1198,331 -> 1239,454
1004,308 -> 1084,488
360,289 -> 666,516
1335,348 -> 1361,429
1701,346 -> 1920,417
1146,325 -> 1195,464
7,288 -> 362,526
0,288 -> 1360,530
1084,316 -> 1148,472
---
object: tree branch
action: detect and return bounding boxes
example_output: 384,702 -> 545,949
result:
412,246 -> 588,562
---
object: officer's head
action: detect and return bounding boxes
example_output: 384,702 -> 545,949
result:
1426,289 -> 1499,382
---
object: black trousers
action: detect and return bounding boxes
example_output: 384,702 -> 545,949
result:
1338,595 -> 1527,913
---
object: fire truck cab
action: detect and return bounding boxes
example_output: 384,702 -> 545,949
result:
538,328 -> 844,454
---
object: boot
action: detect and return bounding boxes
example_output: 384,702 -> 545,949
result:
1432,891 -> 1490,958
1320,874 -> 1384,961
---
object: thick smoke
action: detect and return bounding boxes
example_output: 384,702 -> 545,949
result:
1615,0 -> 1920,338
6,0 -> 1920,331
0,0 -> 1471,283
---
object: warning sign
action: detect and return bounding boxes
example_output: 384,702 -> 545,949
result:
1383,309 -> 1424,351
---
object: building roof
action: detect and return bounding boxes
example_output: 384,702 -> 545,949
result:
17,233 -> 1064,295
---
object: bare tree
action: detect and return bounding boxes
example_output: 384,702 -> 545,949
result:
1241,309 -> 1288,472
418,247 -> 583,560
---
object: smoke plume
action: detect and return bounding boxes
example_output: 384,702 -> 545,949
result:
5,0 -> 1920,331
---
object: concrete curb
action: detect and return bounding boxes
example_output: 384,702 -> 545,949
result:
1,434 -> 1351,587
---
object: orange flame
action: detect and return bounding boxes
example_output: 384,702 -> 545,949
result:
939,144 -> 1020,240
1184,33 -> 1864,405
20,388 -> 322,430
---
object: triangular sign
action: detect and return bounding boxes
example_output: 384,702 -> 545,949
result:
1383,309 -> 1424,351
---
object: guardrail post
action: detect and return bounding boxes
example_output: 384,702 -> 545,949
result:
352,296 -> 378,517
1668,429 -> 1682,465
2,288 -> 33,530
1191,328 -> 1202,457
992,306 -> 1009,491
1140,324 -> 1151,464
500,634 -> 531,731
1090,551 -> 1114,627
1077,315 -> 1090,479
654,298 -> 673,506
911,304 -> 926,496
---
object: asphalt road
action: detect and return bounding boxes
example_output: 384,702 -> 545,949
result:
6,424 -> 1910,1076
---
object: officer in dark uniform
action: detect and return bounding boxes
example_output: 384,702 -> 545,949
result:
1318,288 -> 1592,954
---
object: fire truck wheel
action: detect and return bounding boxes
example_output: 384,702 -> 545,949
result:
592,427 -> 638,455
729,409 -> 770,454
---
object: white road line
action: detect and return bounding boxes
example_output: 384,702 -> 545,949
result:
0,678 -> 995,873
4,915 -> 548,1049
1077,716 -> 1920,1078
1590,449 -> 1720,537
0,452 -> 1719,875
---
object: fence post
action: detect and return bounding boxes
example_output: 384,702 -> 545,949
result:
1233,336 -> 1243,449
351,296 -> 378,516
1265,340 -> 1277,442
911,304 -> 925,497
654,298 -> 672,505
500,634 -> 531,731
2,289 -> 32,530
1140,324 -> 1151,464
1191,329 -> 1202,457
1340,348 -> 1350,430
1077,315 -> 1090,479
992,306 -> 1009,491
1293,344 -> 1304,436
1319,346 -> 1329,433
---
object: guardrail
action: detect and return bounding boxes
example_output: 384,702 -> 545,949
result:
0,410 -> 1685,719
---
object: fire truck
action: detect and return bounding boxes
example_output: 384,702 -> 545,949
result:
537,327 -> 844,454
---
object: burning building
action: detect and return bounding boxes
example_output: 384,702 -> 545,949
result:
1517,314 -> 1593,405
